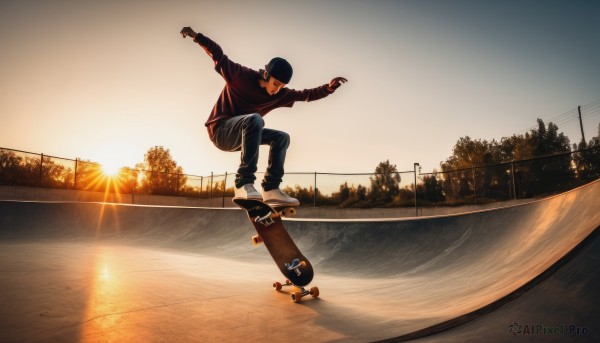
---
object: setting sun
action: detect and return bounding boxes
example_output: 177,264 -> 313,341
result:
101,162 -> 122,177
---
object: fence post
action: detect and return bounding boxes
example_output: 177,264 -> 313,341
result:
511,162 -> 516,200
414,163 -> 419,217
222,172 -> 227,208
200,176 -> 203,199
210,172 -> 214,206
472,166 -> 476,205
132,170 -> 137,204
39,153 -> 44,187
313,172 -> 317,207
74,158 -> 78,189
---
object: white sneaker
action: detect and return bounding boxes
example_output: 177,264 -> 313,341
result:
234,184 -> 262,200
262,188 -> 300,206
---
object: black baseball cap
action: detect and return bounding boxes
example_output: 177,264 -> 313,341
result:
266,57 -> 293,84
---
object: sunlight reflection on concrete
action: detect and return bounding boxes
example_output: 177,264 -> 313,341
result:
81,247 -> 127,342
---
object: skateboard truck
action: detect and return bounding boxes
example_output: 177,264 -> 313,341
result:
253,206 -> 295,228
285,258 -> 306,276
254,211 -> 277,227
273,279 -> 320,303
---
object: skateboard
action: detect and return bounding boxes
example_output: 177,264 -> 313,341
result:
233,198 -> 319,303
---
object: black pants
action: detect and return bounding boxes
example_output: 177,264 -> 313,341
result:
211,113 -> 290,191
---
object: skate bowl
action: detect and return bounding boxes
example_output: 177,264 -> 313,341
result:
0,179 -> 599,342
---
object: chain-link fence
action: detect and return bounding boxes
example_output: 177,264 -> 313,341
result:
1,146 -> 599,211
419,146 -> 599,207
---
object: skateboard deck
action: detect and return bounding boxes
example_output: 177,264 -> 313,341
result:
233,198 -> 318,302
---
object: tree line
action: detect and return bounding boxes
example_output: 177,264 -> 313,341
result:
435,119 -> 600,202
1,118 -> 599,206
0,147 -> 198,197
284,119 -> 600,207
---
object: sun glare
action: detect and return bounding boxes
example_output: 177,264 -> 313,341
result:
101,162 -> 122,177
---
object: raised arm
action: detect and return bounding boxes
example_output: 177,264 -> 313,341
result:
180,26 -> 224,62
180,26 -> 243,82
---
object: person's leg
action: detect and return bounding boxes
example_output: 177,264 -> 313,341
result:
212,113 -> 264,188
260,129 -> 299,205
260,128 -> 290,191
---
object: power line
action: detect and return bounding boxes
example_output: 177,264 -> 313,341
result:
581,98 -> 600,109
516,98 -> 600,135
582,110 -> 600,120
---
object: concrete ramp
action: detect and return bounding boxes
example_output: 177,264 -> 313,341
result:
1,179 -> 599,342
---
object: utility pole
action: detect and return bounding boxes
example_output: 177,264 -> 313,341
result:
578,106 -> 586,145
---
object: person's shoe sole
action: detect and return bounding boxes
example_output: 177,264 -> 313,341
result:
264,199 -> 300,206
233,195 -> 263,201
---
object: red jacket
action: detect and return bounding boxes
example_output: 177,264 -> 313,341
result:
194,33 -> 333,140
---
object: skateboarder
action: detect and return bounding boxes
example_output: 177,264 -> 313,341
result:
180,26 -> 347,205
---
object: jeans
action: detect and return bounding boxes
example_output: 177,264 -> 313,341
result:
211,113 -> 290,191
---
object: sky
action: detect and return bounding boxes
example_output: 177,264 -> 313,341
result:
1,0 -> 599,182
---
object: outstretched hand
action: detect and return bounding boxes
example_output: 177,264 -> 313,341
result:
328,77 -> 348,92
180,26 -> 197,38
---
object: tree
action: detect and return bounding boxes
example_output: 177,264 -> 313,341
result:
0,149 -> 24,185
335,182 -> 369,208
528,119 -> 571,156
40,157 -> 72,188
420,173 -> 446,203
440,118 -> 575,201
573,123 -> 600,180
523,119 -> 574,195
356,184 -> 367,202
115,167 -> 139,194
136,146 -> 186,196
339,182 -> 351,203
443,136 -> 496,170
368,160 -> 401,204
76,160 -> 104,191
499,134 -> 532,161
441,137 -> 497,200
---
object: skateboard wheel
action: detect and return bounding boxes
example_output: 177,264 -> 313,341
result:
282,207 -> 297,217
273,282 -> 282,291
291,292 -> 302,303
299,260 -> 307,268
285,279 -> 292,286
310,287 -> 320,298
251,235 -> 263,246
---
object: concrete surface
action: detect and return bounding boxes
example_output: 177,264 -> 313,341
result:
0,179 -> 599,342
